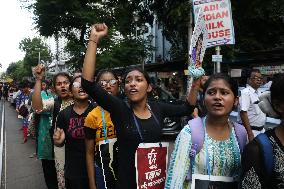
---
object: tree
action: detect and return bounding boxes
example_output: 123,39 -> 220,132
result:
6,61 -> 30,82
22,0 -> 284,71
22,0 -> 153,70
19,37 -> 52,76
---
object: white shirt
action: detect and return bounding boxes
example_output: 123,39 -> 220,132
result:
239,85 -> 266,127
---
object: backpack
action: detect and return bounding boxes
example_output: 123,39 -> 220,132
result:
255,133 -> 274,180
186,117 -> 247,179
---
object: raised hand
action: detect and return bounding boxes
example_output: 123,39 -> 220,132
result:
53,128 -> 65,146
33,64 -> 45,80
89,23 -> 108,42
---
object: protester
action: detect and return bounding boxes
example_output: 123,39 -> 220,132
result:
31,78 -> 58,189
165,73 -> 247,188
53,76 -> 94,189
84,70 -> 119,189
33,64 -> 73,189
239,69 -> 266,141
240,73 -> 284,189
81,23 -> 198,189
16,80 -> 32,143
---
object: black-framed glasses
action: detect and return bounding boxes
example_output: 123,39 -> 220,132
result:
99,79 -> 118,87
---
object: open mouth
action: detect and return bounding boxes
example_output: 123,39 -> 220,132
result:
212,103 -> 224,109
78,89 -> 86,96
129,89 -> 138,95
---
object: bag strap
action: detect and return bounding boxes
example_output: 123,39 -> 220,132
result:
188,117 -> 205,157
232,122 -> 247,153
255,133 -> 274,178
186,117 -> 205,180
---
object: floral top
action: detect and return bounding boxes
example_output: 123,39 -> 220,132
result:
240,129 -> 284,189
165,124 -> 242,189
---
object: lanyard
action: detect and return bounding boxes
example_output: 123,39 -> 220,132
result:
132,104 -> 160,143
100,107 -> 108,142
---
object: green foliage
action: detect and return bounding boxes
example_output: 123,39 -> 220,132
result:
96,37 -> 148,70
19,37 -> 52,76
233,0 -> 284,51
21,0 -> 284,72
6,61 -> 30,81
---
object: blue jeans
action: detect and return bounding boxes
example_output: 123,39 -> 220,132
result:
95,163 -> 106,189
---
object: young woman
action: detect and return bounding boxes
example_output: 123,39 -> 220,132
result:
33,65 -> 73,189
16,80 -> 31,143
240,73 -> 284,189
81,23 -> 198,189
53,76 -> 94,189
165,73 -> 247,188
84,70 -> 119,189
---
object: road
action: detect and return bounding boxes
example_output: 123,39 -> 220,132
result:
0,100 -> 46,189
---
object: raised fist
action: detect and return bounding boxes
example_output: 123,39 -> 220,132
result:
33,64 -> 45,80
89,23 -> 108,42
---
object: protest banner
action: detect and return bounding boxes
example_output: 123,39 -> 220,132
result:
188,9 -> 208,78
135,142 -> 169,189
193,0 -> 235,47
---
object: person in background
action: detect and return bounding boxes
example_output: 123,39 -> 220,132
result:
240,73 -> 284,189
84,70 -> 120,189
16,80 -> 32,143
81,23 -> 199,189
53,76 -> 94,189
33,64 -> 73,189
239,69 -> 266,141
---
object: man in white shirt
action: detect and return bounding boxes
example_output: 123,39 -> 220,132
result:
239,69 -> 266,141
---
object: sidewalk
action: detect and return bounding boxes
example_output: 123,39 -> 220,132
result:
5,101 -> 47,189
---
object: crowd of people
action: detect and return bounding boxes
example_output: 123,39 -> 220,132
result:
7,23 -> 283,189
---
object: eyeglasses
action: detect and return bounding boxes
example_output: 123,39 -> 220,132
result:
99,79 -> 118,87
72,82 -> 81,88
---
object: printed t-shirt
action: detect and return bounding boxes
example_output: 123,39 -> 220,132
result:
84,106 -> 116,143
56,103 -> 94,179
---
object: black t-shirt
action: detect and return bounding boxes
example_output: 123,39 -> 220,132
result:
240,128 -> 284,189
82,78 -> 194,189
56,103 -> 94,179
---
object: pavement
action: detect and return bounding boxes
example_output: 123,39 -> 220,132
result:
4,100 -> 47,189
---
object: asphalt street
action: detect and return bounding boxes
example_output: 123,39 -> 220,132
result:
3,100 -> 46,189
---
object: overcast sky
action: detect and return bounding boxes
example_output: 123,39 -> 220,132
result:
0,0 -> 38,72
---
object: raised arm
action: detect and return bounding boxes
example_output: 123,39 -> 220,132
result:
32,64 -> 45,112
186,77 -> 201,106
82,23 -> 108,82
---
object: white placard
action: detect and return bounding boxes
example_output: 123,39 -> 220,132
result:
193,0 -> 235,47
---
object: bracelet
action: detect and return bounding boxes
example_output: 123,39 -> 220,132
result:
89,39 -> 98,44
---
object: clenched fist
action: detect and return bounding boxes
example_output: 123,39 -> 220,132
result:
53,128 -> 65,146
89,23 -> 108,43
33,64 -> 45,80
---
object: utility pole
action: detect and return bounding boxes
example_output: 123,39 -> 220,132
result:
215,46 -> 221,73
